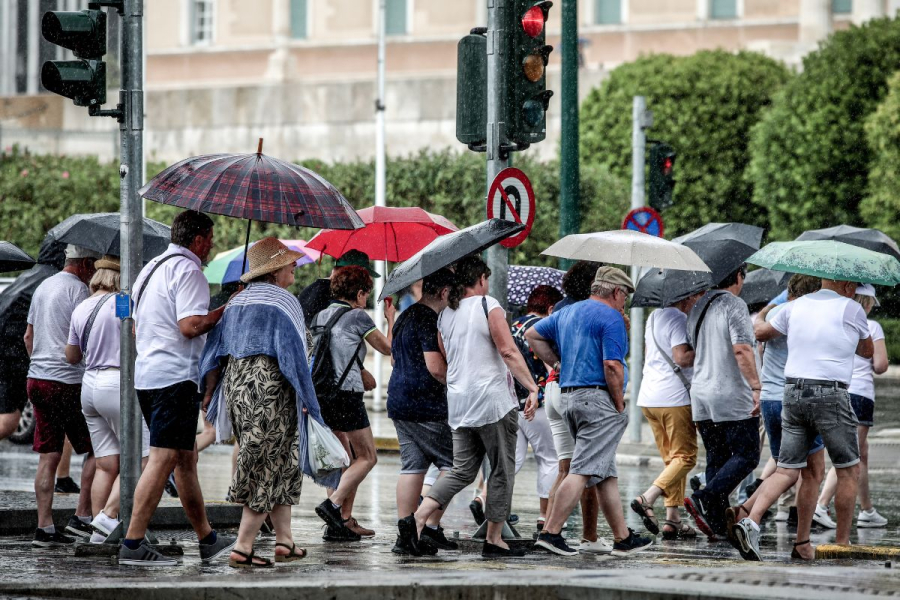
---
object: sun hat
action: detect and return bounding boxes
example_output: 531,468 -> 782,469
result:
336,249 -> 380,278
240,237 -> 305,283
64,244 -> 102,260
593,266 -> 635,294
855,283 -> 880,307
94,255 -> 120,271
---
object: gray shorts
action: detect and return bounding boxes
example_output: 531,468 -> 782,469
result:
393,419 -> 454,475
562,387 -> 628,485
778,383 -> 860,470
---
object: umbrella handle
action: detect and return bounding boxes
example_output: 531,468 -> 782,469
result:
257,138 -> 264,155
242,219 -> 252,275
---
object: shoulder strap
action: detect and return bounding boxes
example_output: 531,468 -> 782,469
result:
692,291 -> 727,345
133,254 -> 180,310
81,293 -> 115,353
482,296 -> 489,319
318,305 -> 363,389
650,311 -> 691,392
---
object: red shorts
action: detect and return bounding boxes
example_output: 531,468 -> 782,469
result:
26,378 -> 93,455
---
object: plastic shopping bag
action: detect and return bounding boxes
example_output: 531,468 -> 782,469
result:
307,418 -> 350,476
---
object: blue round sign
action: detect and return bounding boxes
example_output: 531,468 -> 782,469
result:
622,207 -> 664,238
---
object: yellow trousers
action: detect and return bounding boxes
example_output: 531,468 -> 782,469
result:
642,405 -> 698,507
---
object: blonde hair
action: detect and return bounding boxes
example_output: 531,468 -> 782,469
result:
90,268 -> 121,294
853,294 -> 876,313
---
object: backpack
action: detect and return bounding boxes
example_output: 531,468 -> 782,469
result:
510,315 -> 546,401
309,306 -> 364,401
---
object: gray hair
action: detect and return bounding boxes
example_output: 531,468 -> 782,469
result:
590,280 -> 618,298
89,268 -> 120,294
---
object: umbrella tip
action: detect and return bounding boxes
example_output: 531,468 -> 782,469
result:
257,138 -> 264,155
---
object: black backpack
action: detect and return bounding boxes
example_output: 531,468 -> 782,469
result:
310,306 -> 364,401
510,315 -> 546,401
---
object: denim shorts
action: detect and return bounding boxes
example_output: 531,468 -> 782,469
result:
760,399 -> 824,460
778,383 -> 859,469
849,394 -> 875,427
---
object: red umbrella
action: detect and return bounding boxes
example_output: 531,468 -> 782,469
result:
306,206 -> 459,262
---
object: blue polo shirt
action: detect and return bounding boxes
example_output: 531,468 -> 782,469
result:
533,299 -> 628,391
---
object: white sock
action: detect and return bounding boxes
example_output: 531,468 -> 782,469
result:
77,515 -> 92,524
817,504 -> 827,512
748,520 -> 760,532
863,508 -> 875,515
90,532 -> 107,544
426,524 -> 438,530
40,525 -> 55,534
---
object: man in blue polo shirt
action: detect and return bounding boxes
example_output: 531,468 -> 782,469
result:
527,267 -> 653,557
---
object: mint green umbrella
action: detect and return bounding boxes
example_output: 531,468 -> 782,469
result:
746,240 -> 900,286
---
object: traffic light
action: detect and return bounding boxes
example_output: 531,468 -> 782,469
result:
455,28 -> 488,150
506,1 -> 553,148
41,7 -> 108,109
649,142 -> 676,211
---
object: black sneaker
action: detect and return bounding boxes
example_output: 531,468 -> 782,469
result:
315,499 -> 345,530
118,540 -> 178,567
482,542 -> 527,558
689,475 -> 702,493
54,477 -> 80,494
534,531 -> 578,557
787,506 -> 798,527
611,528 -> 654,557
392,535 -> 415,555
199,532 -> 237,562
684,495 -> 715,539
420,525 -> 458,551
64,516 -> 92,539
322,523 -> 361,542
397,515 -> 422,555
32,528 -> 75,547
745,478 -> 764,498
164,472 -> 179,498
469,498 -> 485,525
507,513 -> 520,526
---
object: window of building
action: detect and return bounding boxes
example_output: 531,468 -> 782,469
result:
191,0 -> 215,45
385,0 -> 407,36
291,0 -> 307,39
594,0 -> 622,24
832,0 -> 852,14
709,0 -> 738,19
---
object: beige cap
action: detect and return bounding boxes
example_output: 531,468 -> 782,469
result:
240,237 -> 304,283
94,255 -> 120,271
593,266 -> 635,293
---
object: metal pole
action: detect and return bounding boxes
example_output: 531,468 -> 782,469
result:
628,96 -> 647,443
119,0 -> 144,528
558,0 -> 579,271
485,0 -> 509,310
372,0 -> 387,412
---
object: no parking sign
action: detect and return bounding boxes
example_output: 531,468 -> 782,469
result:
486,168 -> 535,249
622,207 -> 665,238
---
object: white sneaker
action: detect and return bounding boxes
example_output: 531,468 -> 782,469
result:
90,512 -> 120,536
813,505 -> 837,529
858,508 -> 888,528
774,510 -> 790,522
579,538 -> 613,554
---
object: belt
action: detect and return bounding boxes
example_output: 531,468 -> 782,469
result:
561,385 -> 609,393
785,377 -> 848,390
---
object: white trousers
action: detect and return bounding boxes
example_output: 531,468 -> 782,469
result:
515,407 -> 559,498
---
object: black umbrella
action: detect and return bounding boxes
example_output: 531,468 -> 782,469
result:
796,225 -> 900,261
0,242 -> 36,273
46,213 -> 172,260
632,267 -> 712,308
673,222 -> 764,287
379,219 -> 525,301
740,268 -> 786,306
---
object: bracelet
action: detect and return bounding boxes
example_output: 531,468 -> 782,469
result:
751,388 -> 761,391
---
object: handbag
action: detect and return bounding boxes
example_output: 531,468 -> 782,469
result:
306,418 -> 350,476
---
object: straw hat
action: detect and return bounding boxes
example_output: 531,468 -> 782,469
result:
94,255 -> 120,271
240,237 -> 304,283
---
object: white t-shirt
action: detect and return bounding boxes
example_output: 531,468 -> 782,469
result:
770,289 -> 870,386
438,295 -> 517,430
638,307 -> 692,408
27,271 -> 89,384
848,319 -> 885,400
134,244 -> 211,390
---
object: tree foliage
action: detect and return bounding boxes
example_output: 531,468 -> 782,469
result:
580,50 -> 790,237
860,71 -> 900,242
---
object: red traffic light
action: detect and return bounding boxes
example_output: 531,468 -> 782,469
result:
663,156 -> 674,174
522,6 -> 545,37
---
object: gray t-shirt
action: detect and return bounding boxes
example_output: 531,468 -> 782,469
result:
313,302 -> 376,393
687,290 -> 755,422
759,304 -> 789,403
27,271 -> 89,384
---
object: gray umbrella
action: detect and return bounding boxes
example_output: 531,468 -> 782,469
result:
796,225 -> 900,261
632,267 -> 712,308
673,222 -> 764,287
47,213 -> 172,259
379,219 -> 525,301
740,268 -> 786,306
0,242 -> 36,273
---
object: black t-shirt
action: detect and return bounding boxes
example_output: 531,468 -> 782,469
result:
298,278 -> 332,326
387,303 -> 447,422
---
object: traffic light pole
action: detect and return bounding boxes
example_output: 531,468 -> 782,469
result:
372,0 -> 386,413
558,0 -> 579,271
485,0 -> 509,311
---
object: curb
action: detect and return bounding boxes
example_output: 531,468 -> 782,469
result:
816,544 -> 900,560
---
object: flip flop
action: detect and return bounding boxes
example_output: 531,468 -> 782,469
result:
228,548 -> 273,569
630,495 -> 660,535
275,542 -> 307,563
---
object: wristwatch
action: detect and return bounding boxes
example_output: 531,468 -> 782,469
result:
552,361 -> 561,372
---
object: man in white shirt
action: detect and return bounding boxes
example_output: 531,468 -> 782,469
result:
118,211 -> 235,567
733,277 -> 873,561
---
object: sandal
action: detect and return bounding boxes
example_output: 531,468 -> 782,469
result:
791,539 -> 813,561
630,495 -> 660,535
275,542 -> 307,563
662,519 -> 697,540
725,505 -> 748,550
229,548 -> 273,569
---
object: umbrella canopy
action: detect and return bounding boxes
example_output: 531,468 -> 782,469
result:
796,225 -> 900,261
632,268 -> 713,308
0,242 -> 36,273
508,265 -> 565,306
138,151 -> 365,230
740,268 -> 786,306
204,239 -> 316,285
746,240 -> 900,286
306,206 -> 459,262
46,213 -> 172,259
379,219 -> 525,301
673,223 -> 764,287
541,230 -> 710,272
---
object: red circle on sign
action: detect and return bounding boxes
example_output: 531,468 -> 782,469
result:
487,168 -> 536,248
621,207 -> 664,238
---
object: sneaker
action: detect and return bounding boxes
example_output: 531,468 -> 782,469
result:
774,510 -> 790,522
322,523 -> 361,542
744,478 -> 763,498
90,532 -> 107,544
392,534 -> 418,556
54,476 -> 80,494
858,507 -> 889,528
507,513 -> 520,526
420,526 -> 458,551
787,506 -> 798,527
579,538 -> 613,554
90,513 -> 120,537
732,518 -> 762,561
64,516 -> 92,539
397,515 -> 422,556
32,528 -> 75,547
482,542 -> 527,557
689,475 -> 702,493
469,498 -> 485,526
534,531 -> 578,557
813,504 -> 837,529
199,533 -> 237,562
611,529 -> 654,557
684,495 -> 715,539
118,540 -> 178,567
315,499 -> 345,530
345,517 -> 375,538
164,472 -> 178,498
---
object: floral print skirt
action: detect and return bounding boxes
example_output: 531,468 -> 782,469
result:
224,354 -> 303,513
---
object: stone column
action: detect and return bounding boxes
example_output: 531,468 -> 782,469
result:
266,0 -> 296,81
853,0 -> 886,24
26,0 -> 39,94
799,0 -> 831,46
0,0 -> 14,95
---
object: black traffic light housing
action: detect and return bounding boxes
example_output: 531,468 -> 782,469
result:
455,28 -> 488,150
649,142 -> 677,211
506,0 -> 553,149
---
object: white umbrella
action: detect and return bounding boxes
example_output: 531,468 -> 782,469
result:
542,230 -> 711,272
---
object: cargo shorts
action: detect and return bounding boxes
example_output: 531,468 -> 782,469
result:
778,382 -> 859,470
